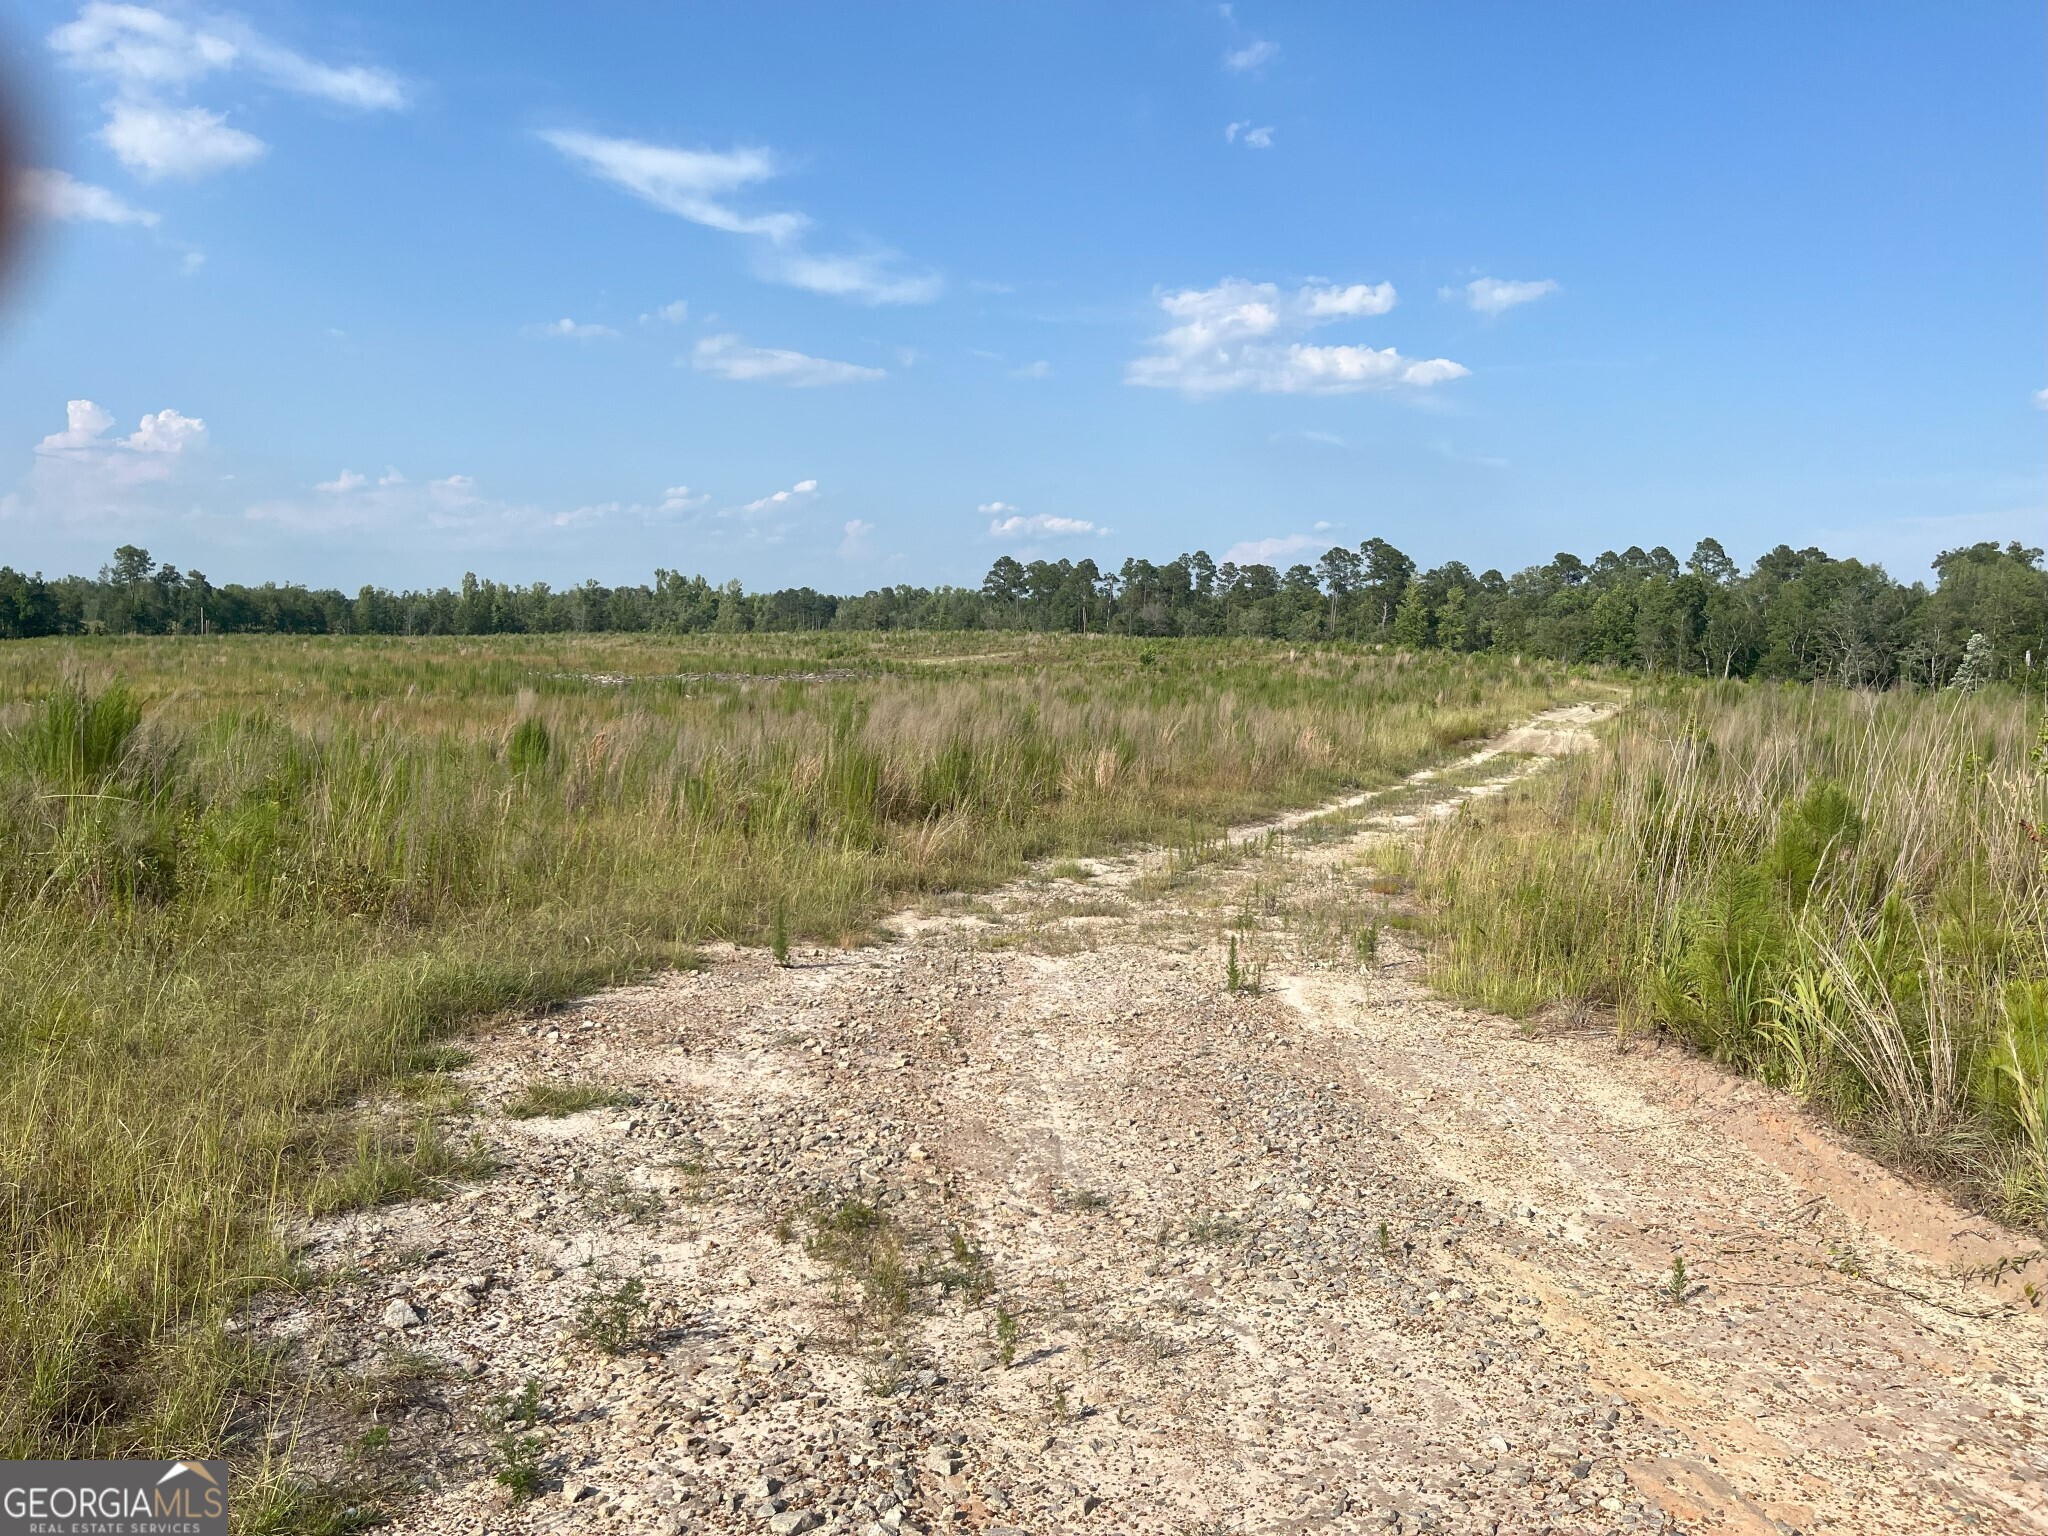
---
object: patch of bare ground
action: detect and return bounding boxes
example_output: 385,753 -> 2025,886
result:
254,704 -> 2046,1536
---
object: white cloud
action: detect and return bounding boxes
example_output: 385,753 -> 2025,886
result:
316,469 -> 365,492
1448,276 -> 1561,315
9,398 -> 207,523
1126,277 -> 1466,398
525,317 -> 620,340
19,167 -> 158,225
1223,38 -> 1279,70
1011,359 -> 1053,379
839,518 -> 874,558
537,132 -> 800,241
2034,387 -> 2047,410
758,248 -> 941,306
1271,428 -> 1347,447
1225,122 -> 1274,148
659,485 -> 706,513
1224,533 -> 1319,564
732,477 -> 819,518
982,503 -> 1100,539
50,4 -> 405,184
541,128 -> 939,306
692,334 -> 885,387
1300,281 -> 1396,318
50,3 -> 405,107
641,299 -> 690,324
102,101 -> 264,179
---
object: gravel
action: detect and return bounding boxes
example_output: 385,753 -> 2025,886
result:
254,706 -> 2046,1536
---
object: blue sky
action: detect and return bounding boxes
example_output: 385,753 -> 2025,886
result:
0,1 -> 2041,592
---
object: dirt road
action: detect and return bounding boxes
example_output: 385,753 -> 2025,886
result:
267,704 -> 2047,1535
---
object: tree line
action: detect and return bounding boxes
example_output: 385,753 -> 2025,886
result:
2,535 -> 2044,687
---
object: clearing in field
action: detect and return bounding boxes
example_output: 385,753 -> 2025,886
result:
0,636 -> 2042,1536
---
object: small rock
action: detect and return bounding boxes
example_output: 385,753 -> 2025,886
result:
563,1483 -> 597,1506
379,1298 -> 423,1330
767,1512 -> 821,1536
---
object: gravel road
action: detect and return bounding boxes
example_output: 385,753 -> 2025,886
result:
263,704 -> 2047,1535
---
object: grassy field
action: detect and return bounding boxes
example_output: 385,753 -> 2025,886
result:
1404,679 -> 2048,1235
0,632 -> 1580,1465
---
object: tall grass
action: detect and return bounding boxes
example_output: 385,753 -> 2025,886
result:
1407,679 -> 2048,1229
0,632 -> 1578,1459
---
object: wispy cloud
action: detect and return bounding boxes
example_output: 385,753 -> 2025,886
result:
1224,533 -> 1320,564
691,334 -> 885,387
100,100 -> 263,179
1270,428 -> 1347,447
49,3 -> 406,181
1428,438 -> 1511,470
839,518 -> 874,558
758,248 -> 942,306
18,167 -> 157,225
1010,359 -> 1053,380
524,317 -> 620,340
1126,277 -> 1465,398
1223,38 -> 1279,71
1224,121 -> 1274,149
730,477 -> 819,519
1444,276 -> 1560,315
982,502 -> 1101,538
542,128 -> 940,306
536,132 -> 799,240
640,299 -> 690,324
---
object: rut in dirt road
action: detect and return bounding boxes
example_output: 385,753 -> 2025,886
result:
263,703 -> 2048,1536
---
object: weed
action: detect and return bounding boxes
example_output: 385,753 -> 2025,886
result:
305,1117 -> 492,1216
1185,1213 -> 1245,1246
508,715 -> 552,775
1409,680 -> 2048,1226
926,1228 -> 993,1303
491,1430 -> 548,1506
1355,922 -> 1381,963
237,1474 -> 376,1536
1665,1255 -> 1690,1305
805,1198 -> 914,1331
349,1425 -> 391,1460
1226,936 -> 1246,994
1065,1187 -> 1112,1212
574,1275 -> 651,1355
994,1307 -> 1021,1366
491,1377 -> 545,1427
771,900 -> 791,966
503,1080 -> 636,1120
1376,1220 -> 1394,1260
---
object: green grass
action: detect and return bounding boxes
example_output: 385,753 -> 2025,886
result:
501,1080 -> 635,1120
1403,678 -> 2048,1230
0,630 -> 1579,1462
